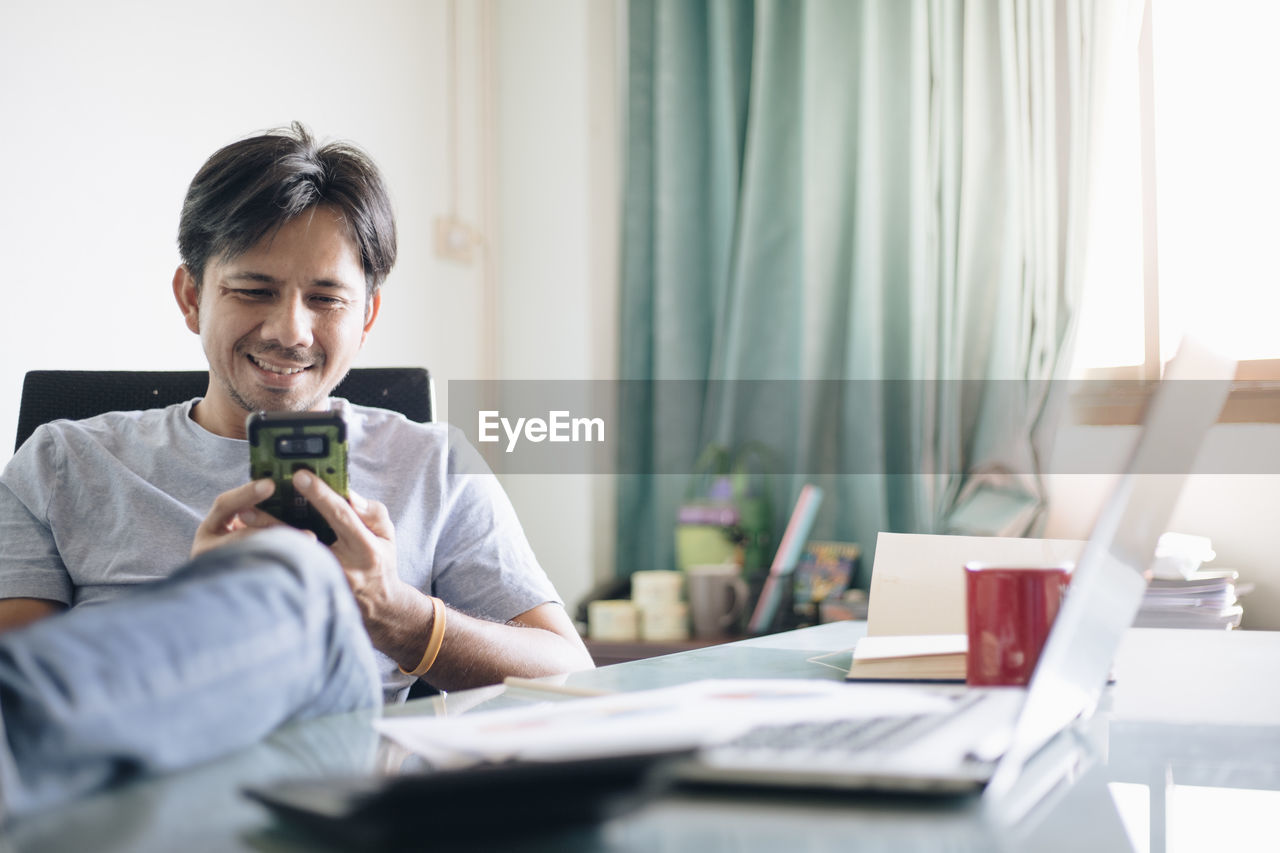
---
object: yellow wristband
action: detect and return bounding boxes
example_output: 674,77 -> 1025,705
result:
399,596 -> 447,678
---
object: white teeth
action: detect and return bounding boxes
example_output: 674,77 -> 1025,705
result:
249,355 -> 308,375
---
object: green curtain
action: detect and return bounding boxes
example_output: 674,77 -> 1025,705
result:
617,0 -> 1115,583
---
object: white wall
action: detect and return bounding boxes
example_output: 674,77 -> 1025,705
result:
0,0 -> 615,613
1044,425 -> 1280,630
0,0 -> 482,417
490,0 -> 619,611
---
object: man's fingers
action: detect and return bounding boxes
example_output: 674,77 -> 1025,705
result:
238,506 -> 285,530
201,479 -> 275,532
191,479 -> 280,558
291,470 -> 366,541
347,487 -> 394,537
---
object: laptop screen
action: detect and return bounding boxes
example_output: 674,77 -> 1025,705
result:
986,338 -> 1236,797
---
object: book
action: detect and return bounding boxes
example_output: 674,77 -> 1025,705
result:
746,485 -> 823,634
845,634 -> 967,682
793,540 -> 861,625
864,532 -> 1085,637
793,541 -> 861,605
846,533 -> 1087,682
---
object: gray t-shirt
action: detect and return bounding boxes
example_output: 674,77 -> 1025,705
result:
0,399 -> 561,701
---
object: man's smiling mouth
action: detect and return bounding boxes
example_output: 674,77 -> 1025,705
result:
247,354 -> 312,375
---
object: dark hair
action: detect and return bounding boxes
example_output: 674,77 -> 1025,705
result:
177,122 -> 397,298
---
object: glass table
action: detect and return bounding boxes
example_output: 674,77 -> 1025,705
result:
6,622 -> 1279,852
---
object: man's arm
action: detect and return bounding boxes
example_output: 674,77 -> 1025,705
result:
291,469 -> 594,691
0,598 -> 66,633
1,439 -> 76,633
367,593 -> 593,693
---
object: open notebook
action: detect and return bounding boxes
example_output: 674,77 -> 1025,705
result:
846,533 -> 1085,681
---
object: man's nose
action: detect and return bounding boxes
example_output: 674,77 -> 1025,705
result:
259,293 -> 314,349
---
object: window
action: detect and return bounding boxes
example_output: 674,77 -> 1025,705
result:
1071,0 -> 1280,398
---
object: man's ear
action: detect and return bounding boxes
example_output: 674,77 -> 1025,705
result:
173,266 -> 201,334
360,289 -> 382,345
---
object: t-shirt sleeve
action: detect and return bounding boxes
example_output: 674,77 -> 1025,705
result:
428,427 -> 562,622
0,427 -> 74,605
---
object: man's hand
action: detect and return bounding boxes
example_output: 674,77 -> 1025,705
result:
289,469 -> 409,642
289,469 -> 595,690
192,479 -> 289,559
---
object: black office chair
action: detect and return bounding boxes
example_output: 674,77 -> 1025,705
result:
14,367 -> 435,452
14,366 -> 440,700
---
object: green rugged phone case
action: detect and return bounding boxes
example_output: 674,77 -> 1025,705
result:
246,410 -> 349,545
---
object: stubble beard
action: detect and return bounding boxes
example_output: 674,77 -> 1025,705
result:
216,357 -> 333,415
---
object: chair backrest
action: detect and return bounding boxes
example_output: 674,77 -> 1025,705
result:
14,368 -> 435,452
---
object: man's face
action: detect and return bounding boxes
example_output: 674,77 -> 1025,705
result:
174,205 -> 380,439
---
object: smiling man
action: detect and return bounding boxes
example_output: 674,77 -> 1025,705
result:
176,205 -> 376,433
0,124 -> 591,816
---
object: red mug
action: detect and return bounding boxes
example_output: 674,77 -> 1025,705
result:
964,563 -> 1072,686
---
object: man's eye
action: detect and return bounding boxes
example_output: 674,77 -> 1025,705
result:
234,289 -> 272,299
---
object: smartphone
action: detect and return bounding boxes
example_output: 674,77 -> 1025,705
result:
246,410 -> 349,545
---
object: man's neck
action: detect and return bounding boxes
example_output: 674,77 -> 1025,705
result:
189,397 -> 250,440
190,392 -> 334,440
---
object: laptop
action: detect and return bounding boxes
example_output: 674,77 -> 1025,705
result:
677,338 -> 1237,800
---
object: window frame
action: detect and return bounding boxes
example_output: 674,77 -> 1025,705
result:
1072,0 -> 1280,425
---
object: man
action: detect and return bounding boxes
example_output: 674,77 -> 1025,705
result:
0,124 -> 592,816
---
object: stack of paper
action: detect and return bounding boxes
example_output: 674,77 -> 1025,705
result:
1134,571 -> 1249,630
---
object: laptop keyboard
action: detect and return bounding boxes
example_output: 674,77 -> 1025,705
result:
724,714 -> 928,755
714,692 -> 990,760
